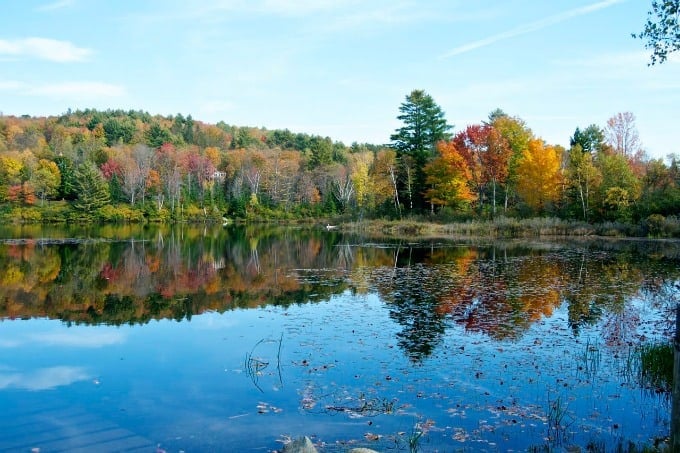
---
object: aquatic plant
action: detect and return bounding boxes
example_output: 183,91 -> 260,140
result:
407,425 -> 424,453
579,337 -> 601,379
244,334 -> 284,393
638,342 -> 673,393
546,394 -> 574,445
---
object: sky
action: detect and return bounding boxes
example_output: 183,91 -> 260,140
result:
1,0 -> 679,159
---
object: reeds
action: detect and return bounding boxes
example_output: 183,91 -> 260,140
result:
638,342 -> 673,393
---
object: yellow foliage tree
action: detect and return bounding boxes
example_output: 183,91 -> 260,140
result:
516,139 -> 562,213
370,148 -> 400,213
0,154 -> 24,201
205,146 -> 221,167
349,152 -> 373,210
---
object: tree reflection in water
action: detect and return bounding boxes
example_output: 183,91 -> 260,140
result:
0,225 -> 678,349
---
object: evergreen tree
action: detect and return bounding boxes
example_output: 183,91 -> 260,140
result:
146,123 -> 174,148
570,125 -> 606,155
390,89 -> 452,211
74,162 -> 111,212
54,155 -> 78,200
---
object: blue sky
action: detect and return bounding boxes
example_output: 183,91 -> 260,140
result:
1,0 -> 678,159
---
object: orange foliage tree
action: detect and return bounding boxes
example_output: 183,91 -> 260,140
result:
424,141 -> 475,211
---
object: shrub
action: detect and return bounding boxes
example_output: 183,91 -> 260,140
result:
10,207 -> 42,223
40,202 -> 71,223
97,205 -> 145,223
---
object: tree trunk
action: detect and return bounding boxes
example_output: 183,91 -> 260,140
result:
492,179 -> 496,217
389,166 -> 401,218
504,186 -> 509,213
578,181 -> 586,220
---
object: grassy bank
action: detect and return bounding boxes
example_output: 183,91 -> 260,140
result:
340,217 -> 658,239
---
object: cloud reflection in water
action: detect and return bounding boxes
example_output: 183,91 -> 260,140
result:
0,366 -> 90,390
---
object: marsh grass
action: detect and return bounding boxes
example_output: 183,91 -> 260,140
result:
341,216 -> 680,239
586,438 -> 671,452
579,338 -> 602,379
344,217 -> 603,239
618,346 -> 640,385
407,423 -> 424,453
637,342 -> 673,393
545,394 -> 574,446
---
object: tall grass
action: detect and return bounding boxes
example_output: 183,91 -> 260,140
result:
638,342 -> 674,393
344,217 -> 600,239
341,215 -> 680,238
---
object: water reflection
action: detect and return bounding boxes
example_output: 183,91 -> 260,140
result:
1,226 -> 678,350
0,225 -> 679,450
0,366 -> 90,391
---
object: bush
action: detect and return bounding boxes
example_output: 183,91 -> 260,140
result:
644,214 -> 680,238
97,204 -> 145,223
40,202 -> 71,223
10,207 -> 42,223
177,204 -> 223,223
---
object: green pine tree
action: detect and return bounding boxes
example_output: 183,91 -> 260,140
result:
74,162 -> 111,212
390,89 -> 452,211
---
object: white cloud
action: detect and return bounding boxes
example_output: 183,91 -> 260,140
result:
0,79 -> 124,98
441,0 -> 626,58
203,0 -> 359,16
35,0 -> 75,12
0,366 -> 90,391
552,50 -> 649,69
29,81 -> 126,98
0,80 -> 125,100
0,37 -> 91,62
200,100 -> 236,115
0,80 -> 25,91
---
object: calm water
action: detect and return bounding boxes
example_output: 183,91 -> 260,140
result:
0,224 -> 677,452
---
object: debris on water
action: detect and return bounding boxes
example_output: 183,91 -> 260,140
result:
364,432 -> 381,441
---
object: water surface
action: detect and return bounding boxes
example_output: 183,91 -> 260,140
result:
0,224 -> 677,451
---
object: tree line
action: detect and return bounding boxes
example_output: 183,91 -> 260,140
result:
0,99 -> 678,229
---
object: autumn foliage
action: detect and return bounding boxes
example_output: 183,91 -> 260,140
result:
0,104 -> 677,226
424,141 -> 475,210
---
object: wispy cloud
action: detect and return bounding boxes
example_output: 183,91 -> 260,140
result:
441,0 -> 626,58
552,50 -> 648,68
35,0 -> 75,12
200,100 -> 236,115
26,81 -> 126,98
0,80 -> 25,91
0,37 -> 91,62
201,0 -> 360,16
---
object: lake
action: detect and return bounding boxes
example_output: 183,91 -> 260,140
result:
0,224 -> 677,452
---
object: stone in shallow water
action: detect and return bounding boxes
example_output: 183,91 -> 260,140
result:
282,436 -> 317,453
348,449 -> 380,453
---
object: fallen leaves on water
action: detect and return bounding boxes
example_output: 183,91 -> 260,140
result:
364,432 -> 381,441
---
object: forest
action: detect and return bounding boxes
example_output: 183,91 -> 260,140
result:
0,91 -> 679,236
